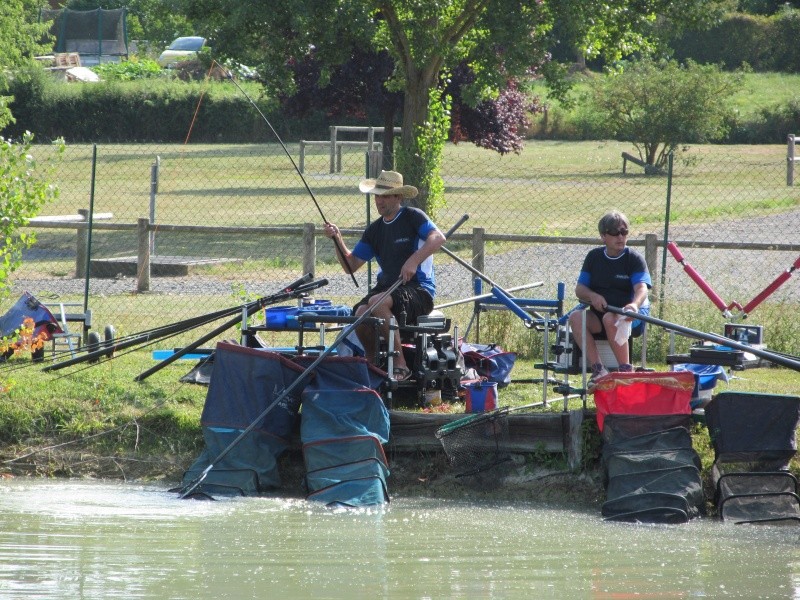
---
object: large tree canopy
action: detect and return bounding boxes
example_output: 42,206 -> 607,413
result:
184,0 -> 726,213
0,0 -> 53,130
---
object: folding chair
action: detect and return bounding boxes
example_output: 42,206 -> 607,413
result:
49,302 -> 91,358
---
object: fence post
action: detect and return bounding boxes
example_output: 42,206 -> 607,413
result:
329,126 -> 337,174
644,233 -> 658,296
150,156 -> 159,254
367,150 -> 382,178
299,140 -> 306,174
75,208 -> 89,278
472,227 -> 485,275
303,222 -> 316,278
137,217 -> 151,293
788,134 -> 795,187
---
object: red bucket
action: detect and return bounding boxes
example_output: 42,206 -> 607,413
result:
465,381 -> 498,413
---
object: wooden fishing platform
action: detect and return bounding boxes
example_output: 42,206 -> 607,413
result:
90,255 -> 241,278
387,409 -> 589,470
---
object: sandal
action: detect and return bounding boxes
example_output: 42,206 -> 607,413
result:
393,366 -> 412,381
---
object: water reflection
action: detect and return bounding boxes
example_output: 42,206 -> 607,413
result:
0,479 -> 797,599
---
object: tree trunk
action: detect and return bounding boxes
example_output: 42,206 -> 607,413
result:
397,68 -> 437,212
382,106 -> 395,170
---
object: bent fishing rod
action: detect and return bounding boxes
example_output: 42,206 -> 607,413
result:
606,305 -> 800,372
177,215 -> 469,499
218,63 -> 358,288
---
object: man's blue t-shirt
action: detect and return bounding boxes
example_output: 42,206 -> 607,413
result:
352,206 -> 437,297
577,247 -> 652,308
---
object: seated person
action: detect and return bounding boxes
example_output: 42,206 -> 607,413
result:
567,210 -> 651,383
323,170 -> 445,380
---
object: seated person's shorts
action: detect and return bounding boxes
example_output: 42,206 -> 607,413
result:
353,282 -> 433,326
589,305 -> 650,338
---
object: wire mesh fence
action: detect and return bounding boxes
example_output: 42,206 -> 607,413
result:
9,139 -> 800,357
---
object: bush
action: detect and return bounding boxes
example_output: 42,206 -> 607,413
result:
586,59 -> 741,167
766,9 -> 800,72
91,58 -> 164,81
3,71 -> 335,143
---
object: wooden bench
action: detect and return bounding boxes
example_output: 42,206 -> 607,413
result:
622,152 -> 660,175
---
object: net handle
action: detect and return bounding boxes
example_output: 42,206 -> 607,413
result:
436,401 -> 544,437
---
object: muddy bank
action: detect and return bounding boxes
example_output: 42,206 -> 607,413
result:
0,444 -> 606,509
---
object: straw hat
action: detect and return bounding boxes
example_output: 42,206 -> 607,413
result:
358,170 -> 418,198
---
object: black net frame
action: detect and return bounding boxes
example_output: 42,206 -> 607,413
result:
435,408 -> 512,477
705,392 -> 800,524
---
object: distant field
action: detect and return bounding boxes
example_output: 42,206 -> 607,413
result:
529,71 -> 800,120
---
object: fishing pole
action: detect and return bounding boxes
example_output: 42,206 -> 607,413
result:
177,215 -> 469,499
43,275 -> 324,372
437,245 -> 543,326
48,278 -> 327,381
218,63 -> 359,288
433,281 -> 544,310
134,278 -> 328,382
605,305 -> 800,372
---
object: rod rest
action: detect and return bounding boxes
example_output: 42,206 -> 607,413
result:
294,315 -> 385,326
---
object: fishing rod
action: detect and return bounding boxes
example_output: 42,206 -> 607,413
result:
437,246 -> 543,326
2,280 -> 314,375
433,281 -> 544,310
605,305 -> 800,372
218,63 -> 358,288
134,276 -> 327,382
43,275 -> 323,372
50,278 -> 327,381
177,215 -> 468,499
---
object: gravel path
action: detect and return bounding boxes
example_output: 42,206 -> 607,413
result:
9,212 -> 800,312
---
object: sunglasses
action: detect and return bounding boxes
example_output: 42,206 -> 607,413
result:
605,228 -> 629,237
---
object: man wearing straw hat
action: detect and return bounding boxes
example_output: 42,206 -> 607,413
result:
324,170 -> 446,380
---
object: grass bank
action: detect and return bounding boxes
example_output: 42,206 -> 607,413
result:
0,337 -> 797,498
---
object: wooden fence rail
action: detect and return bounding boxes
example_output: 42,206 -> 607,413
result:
26,216 -> 800,293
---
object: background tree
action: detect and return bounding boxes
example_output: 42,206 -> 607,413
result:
0,1 -> 64,298
445,64 -> 540,155
0,0 -> 52,131
180,1 -> 727,215
589,58 -> 742,169
0,133 -> 63,299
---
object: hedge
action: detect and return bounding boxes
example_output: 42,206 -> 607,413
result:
672,10 -> 800,73
4,67 -> 338,143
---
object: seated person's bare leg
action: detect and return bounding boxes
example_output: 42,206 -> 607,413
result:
355,293 -> 409,373
354,304 -> 378,364
602,311 -> 631,367
568,310 -> 603,366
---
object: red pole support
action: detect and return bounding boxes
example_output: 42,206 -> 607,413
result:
667,242 -> 729,313
741,255 -> 800,315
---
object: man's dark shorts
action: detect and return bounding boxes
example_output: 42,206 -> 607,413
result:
353,282 -> 433,326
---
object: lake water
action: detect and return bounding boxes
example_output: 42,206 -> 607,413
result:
0,479 -> 797,599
